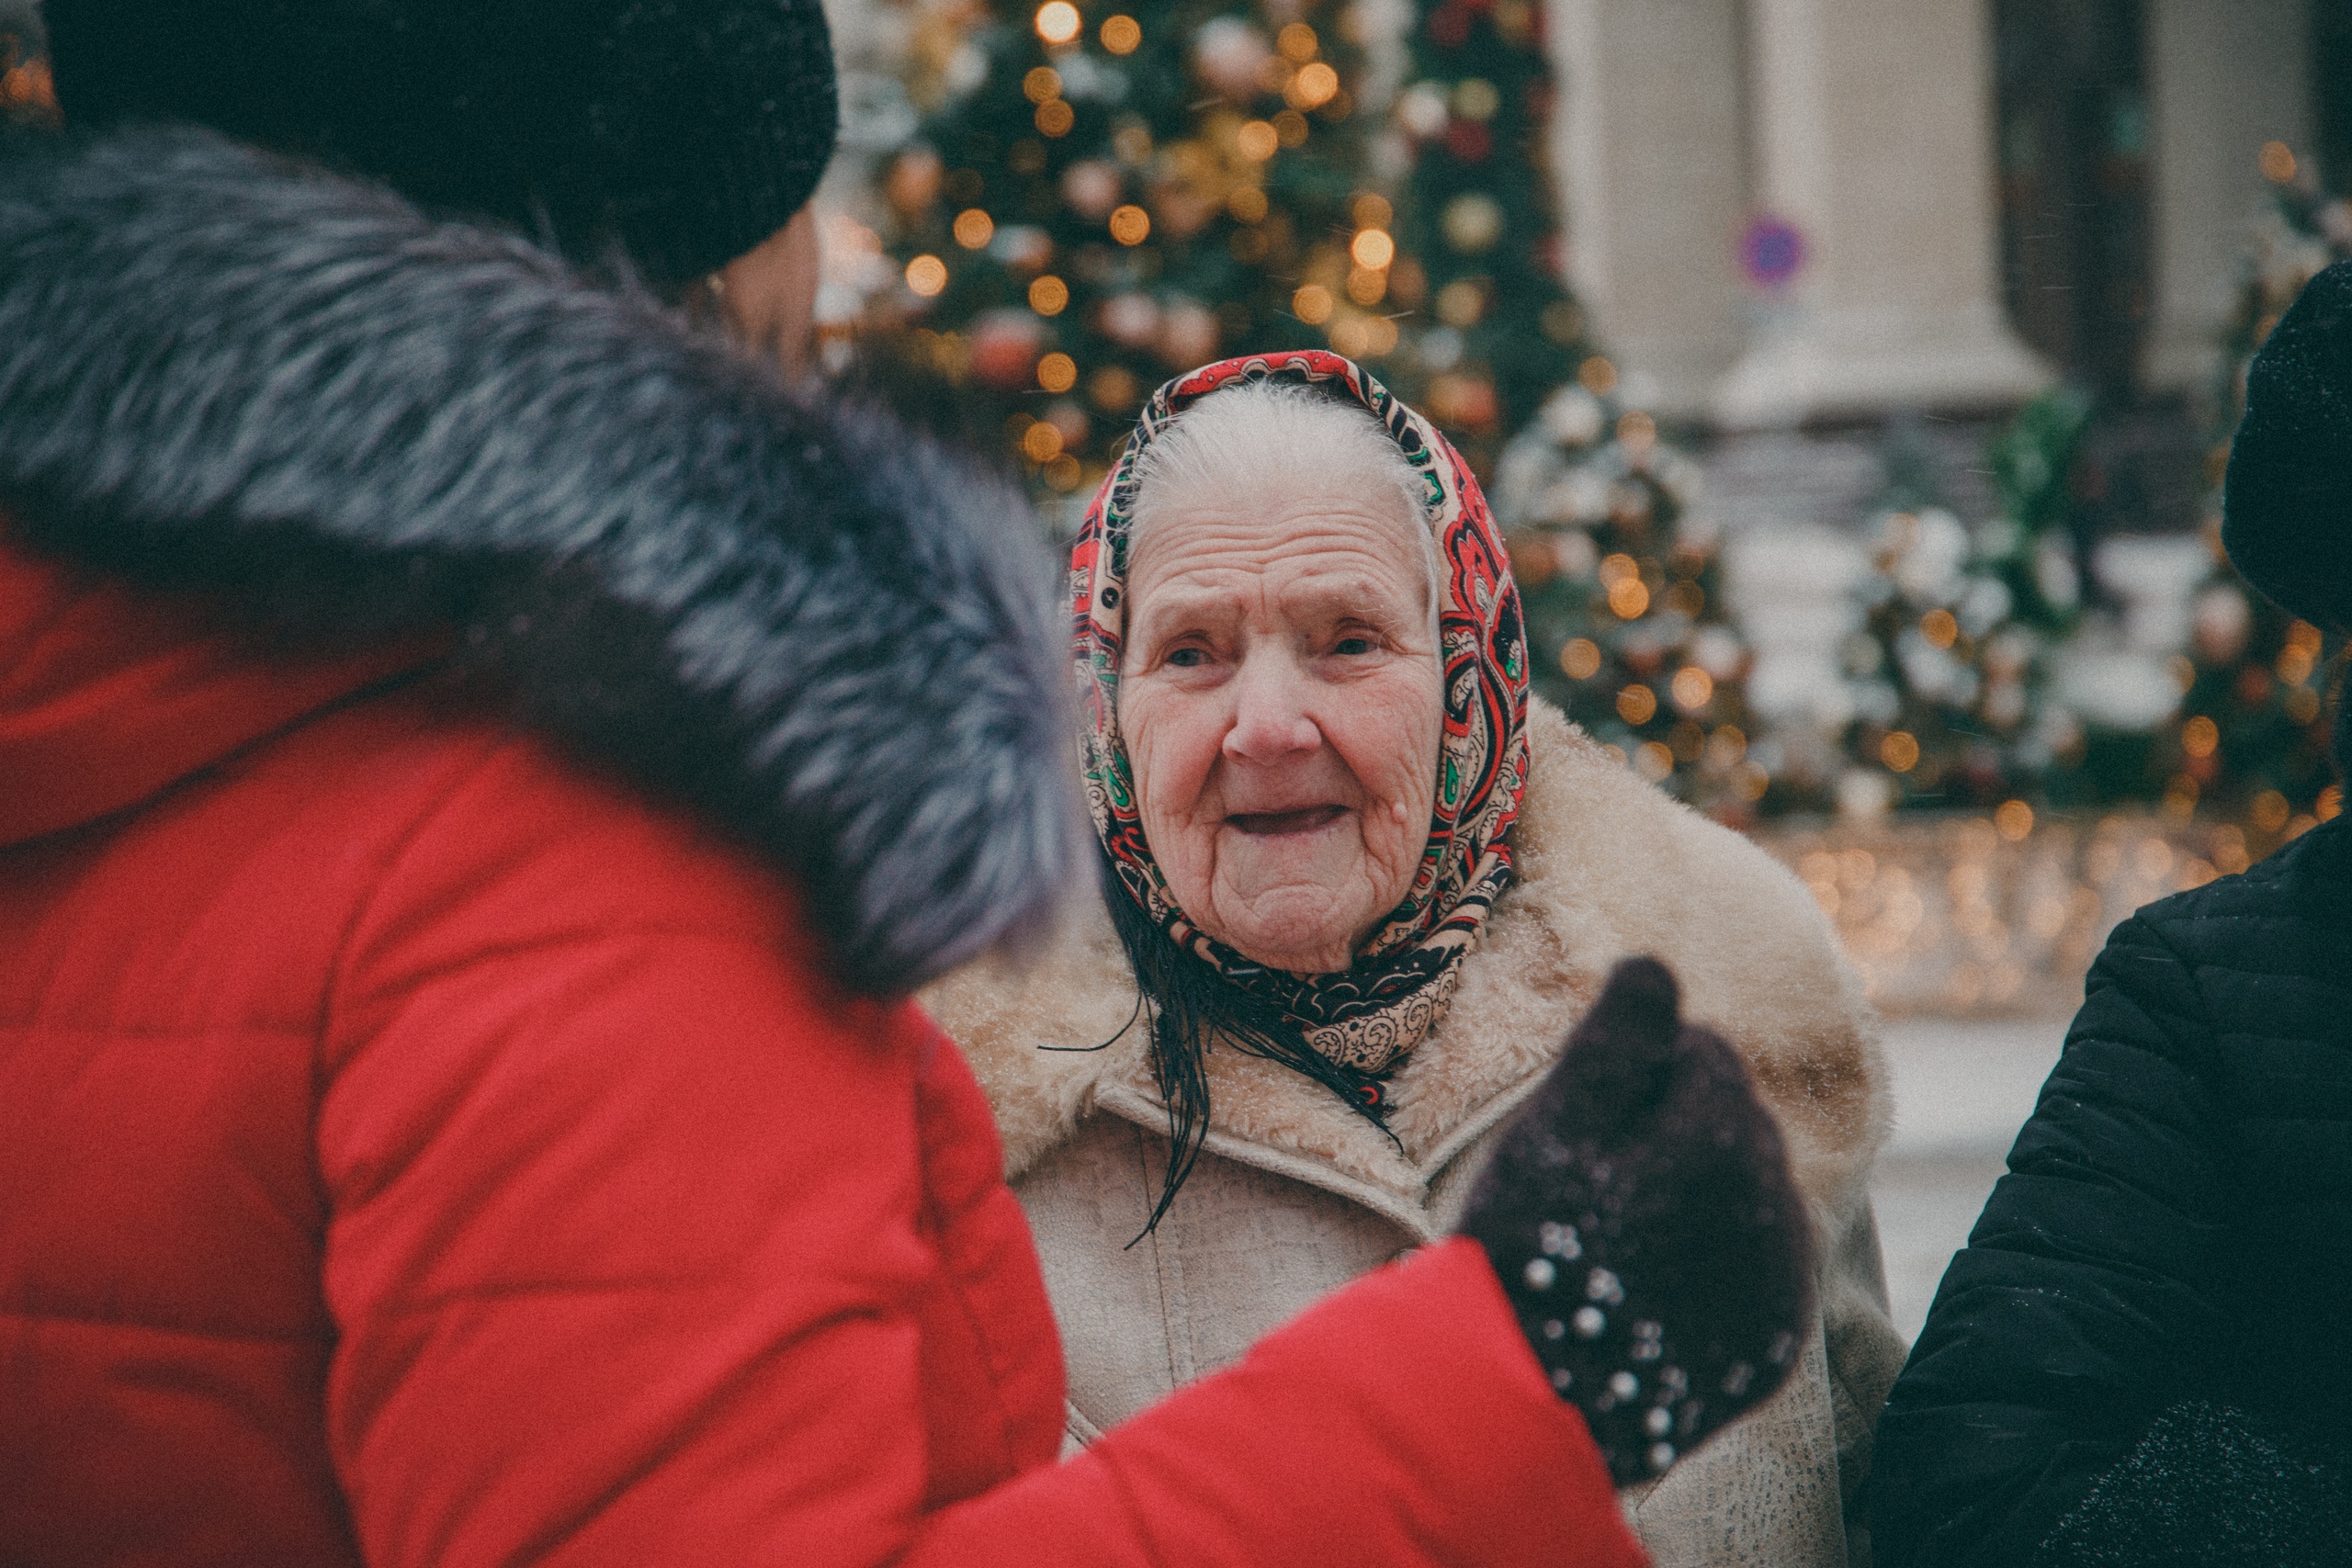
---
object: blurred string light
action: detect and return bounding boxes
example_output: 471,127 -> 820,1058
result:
1779,803 -> 2333,1015
1035,3 -> 1082,47
1100,15 -> 1142,54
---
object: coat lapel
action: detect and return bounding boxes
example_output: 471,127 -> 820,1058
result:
927,697 -> 1890,1235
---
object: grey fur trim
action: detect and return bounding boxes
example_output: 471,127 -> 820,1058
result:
0,124 -> 1082,993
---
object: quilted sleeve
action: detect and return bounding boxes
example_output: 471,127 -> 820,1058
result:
1868,915 -> 2228,1567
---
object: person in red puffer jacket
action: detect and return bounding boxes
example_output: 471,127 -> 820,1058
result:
0,6 -> 1809,1565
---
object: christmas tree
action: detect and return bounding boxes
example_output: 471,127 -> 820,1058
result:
1376,0 -> 1761,820
868,0 -> 1386,515
2165,140 -> 2346,846
1832,395 -> 2089,818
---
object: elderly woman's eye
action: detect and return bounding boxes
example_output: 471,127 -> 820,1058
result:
1166,647 -> 1208,669
1333,635 -> 1378,656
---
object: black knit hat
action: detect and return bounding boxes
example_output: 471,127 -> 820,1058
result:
2223,259 -> 2352,634
41,1 -> 837,293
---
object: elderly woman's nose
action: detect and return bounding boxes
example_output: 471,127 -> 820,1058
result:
1222,655 -> 1322,761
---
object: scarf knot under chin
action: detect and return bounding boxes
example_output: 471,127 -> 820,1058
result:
1071,351 -> 1532,1078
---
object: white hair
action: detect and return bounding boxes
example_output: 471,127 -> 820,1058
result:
1125,379 -> 1442,622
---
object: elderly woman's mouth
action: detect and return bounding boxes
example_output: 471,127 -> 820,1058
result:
1224,805 -> 1348,837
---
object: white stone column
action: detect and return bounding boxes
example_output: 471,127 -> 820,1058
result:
2142,0 -> 2312,392
1708,0 -> 2052,427
1546,0 -> 1748,417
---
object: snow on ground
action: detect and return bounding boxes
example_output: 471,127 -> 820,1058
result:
1869,1014 -> 2071,1344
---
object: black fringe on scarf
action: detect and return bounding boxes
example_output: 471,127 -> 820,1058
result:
1093,845 -> 1398,1238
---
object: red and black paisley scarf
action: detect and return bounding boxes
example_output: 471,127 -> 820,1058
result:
1072,351 -> 1532,1079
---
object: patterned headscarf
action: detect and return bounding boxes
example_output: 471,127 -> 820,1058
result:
1072,351 -> 1532,1079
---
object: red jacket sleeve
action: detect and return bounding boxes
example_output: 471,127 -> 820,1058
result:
315,741 -> 1642,1568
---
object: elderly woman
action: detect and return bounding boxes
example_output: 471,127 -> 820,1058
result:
931,353 -> 1905,1567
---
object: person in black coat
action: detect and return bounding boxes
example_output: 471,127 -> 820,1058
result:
1870,261 -> 2352,1568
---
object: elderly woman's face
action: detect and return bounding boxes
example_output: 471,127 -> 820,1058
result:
1119,488 -> 1443,974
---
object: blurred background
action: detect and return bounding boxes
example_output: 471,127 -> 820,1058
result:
4,0 -> 2340,1336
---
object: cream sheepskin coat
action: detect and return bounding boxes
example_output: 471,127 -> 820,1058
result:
927,699 -> 1906,1568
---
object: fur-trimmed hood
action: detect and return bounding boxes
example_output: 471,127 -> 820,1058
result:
926,699 -> 1890,1230
0,125 -> 1081,993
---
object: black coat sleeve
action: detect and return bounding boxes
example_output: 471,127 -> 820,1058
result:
1869,914 -> 2230,1568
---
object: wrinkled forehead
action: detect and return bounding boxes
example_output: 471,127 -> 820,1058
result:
1120,379 -> 1442,617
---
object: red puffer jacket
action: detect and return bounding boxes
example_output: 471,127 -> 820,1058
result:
0,126 -> 1640,1568
0,544 -> 1639,1565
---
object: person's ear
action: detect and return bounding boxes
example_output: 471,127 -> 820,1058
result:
703,205 -> 820,374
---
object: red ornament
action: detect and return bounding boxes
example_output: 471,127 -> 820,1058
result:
1427,6 -> 1472,48
968,310 -> 1046,391
1443,118 -> 1492,163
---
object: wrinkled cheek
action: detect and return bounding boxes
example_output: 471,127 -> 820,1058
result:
1120,703 -> 1213,896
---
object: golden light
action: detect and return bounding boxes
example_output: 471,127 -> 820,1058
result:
1023,422 -> 1065,462
1670,666 -> 1713,712
1634,741 -> 1675,782
1577,355 -> 1618,394
1434,278 -> 1485,327
1881,731 -> 1921,773
1329,317 -> 1372,356
1736,761 -> 1770,801
1606,577 -> 1649,619
1351,193 -> 1395,230
1920,608 -> 1959,649
1560,637 -> 1602,680
1364,316 -> 1399,355
1663,580 -> 1704,615
1995,799 -> 2034,841
1292,62 -> 1340,109
1087,365 -> 1140,410
904,254 -> 948,297
1616,411 -> 1657,453
2255,788 -> 2293,831
1351,228 -> 1396,270
1345,265 -> 1386,306
1036,352 -> 1079,393
1108,204 -> 1151,245
1035,98 -> 1076,136
1292,283 -> 1335,323
2182,715 -> 2220,759
1035,2 -> 1082,46
2277,643 -> 2315,684
1100,14 -> 1142,54
2320,784 -> 2344,821
952,209 -> 995,249
1236,119 -> 1280,161
1452,77 -> 1501,120
2260,140 -> 2298,183
1617,684 -> 1658,725
1599,553 -> 1639,586
1045,454 -> 1084,491
1227,186 -> 1269,222
1277,22 -> 1319,61
1023,66 -> 1063,103
1028,274 -> 1070,315
1272,109 -> 1309,146
2289,685 -> 2323,724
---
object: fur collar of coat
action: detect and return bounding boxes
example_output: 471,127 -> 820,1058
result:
0,125 -> 1080,993
928,699 -> 1891,1232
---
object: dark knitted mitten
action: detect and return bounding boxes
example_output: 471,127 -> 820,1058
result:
1457,956 -> 1815,1487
